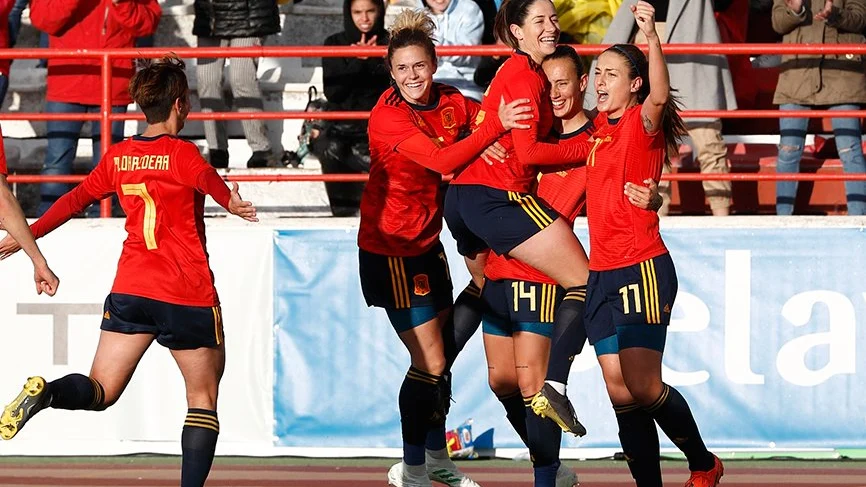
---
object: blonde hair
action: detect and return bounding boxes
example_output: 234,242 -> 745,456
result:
385,9 -> 437,70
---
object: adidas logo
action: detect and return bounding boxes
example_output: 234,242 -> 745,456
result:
103,311 -> 110,319
663,304 -> 671,313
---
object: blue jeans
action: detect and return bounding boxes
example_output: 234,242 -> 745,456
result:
39,102 -> 127,216
0,74 -> 7,107
776,103 -> 866,216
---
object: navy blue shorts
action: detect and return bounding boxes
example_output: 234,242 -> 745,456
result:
359,241 -> 453,332
481,278 -> 563,338
101,293 -> 224,350
585,253 -> 677,353
444,184 -> 560,256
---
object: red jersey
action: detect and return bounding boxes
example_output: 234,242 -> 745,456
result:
452,51 -> 590,192
360,84 -> 505,257
0,126 -> 7,176
485,122 -> 594,284
586,105 -> 668,271
31,134 -> 232,307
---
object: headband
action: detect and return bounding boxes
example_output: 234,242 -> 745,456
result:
610,45 -> 640,74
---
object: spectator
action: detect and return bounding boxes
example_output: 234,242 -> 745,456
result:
419,0 -> 485,101
313,0 -> 390,216
587,0 -> 738,216
0,0 -> 12,105
8,0 -> 50,67
30,0 -> 161,217
772,0 -> 866,215
193,0 -> 281,168
471,0 -> 497,44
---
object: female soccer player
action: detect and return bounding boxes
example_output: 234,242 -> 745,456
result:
0,56 -> 257,487
582,3 -> 723,486
359,10 -> 532,487
481,45 -> 660,487
0,126 -> 59,296
443,0 -> 596,435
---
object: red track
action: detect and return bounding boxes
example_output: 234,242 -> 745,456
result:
0,462 -> 864,487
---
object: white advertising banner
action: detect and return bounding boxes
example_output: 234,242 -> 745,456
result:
0,219 -> 273,455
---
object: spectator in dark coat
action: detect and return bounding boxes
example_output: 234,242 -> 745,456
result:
312,0 -> 390,216
194,0 -> 281,168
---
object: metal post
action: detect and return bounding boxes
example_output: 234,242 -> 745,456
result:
100,54 -> 113,217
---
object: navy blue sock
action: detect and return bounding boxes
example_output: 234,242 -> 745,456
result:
47,374 -> 105,411
645,384 -> 714,472
614,403 -> 662,487
425,424 -> 447,451
546,286 -> 587,383
443,281 -> 484,370
400,367 -> 441,465
498,391 -> 528,445
533,460 -> 560,487
181,408 -> 219,487
525,395 -> 562,476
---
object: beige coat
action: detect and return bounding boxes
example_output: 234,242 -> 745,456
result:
772,0 -> 866,105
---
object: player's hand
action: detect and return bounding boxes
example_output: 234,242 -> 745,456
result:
814,0 -> 836,21
498,96 -> 533,131
625,178 -> 662,211
33,260 -> 59,296
0,234 -> 22,260
631,1 -> 657,40
228,182 -> 259,222
481,141 -> 508,165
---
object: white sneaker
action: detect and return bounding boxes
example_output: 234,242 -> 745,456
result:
388,461 -> 434,487
555,463 -> 579,487
425,453 -> 481,487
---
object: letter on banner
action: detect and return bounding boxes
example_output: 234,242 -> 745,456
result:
725,249 -> 765,384
776,291 -> 856,386
663,292 -> 709,385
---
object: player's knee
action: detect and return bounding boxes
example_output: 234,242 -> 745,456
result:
411,355 -> 446,377
622,375 -> 662,407
487,371 -> 518,396
517,374 -> 545,399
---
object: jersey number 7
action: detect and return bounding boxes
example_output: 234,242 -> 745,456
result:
121,183 -> 158,250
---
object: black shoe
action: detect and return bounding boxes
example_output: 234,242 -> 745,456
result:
0,377 -> 51,440
247,150 -> 273,168
530,383 -> 587,436
209,149 -> 229,168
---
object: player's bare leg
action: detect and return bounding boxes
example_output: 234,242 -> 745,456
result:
171,343 -> 226,487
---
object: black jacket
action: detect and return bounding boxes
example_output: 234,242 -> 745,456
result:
321,0 -> 390,114
193,0 -> 281,38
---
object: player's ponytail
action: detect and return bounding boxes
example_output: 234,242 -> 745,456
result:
385,10 -> 437,72
605,44 -> 686,165
129,54 -> 188,124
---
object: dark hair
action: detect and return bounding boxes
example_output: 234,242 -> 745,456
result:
385,10 -> 437,72
129,55 -> 188,124
604,43 -> 687,162
542,44 -> 584,78
494,0 -> 547,50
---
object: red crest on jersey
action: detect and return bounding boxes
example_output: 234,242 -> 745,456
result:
413,274 -> 431,296
441,107 -> 456,130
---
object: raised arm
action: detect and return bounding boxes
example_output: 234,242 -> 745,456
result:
110,0 -> 162,38
634,1 -> 669,134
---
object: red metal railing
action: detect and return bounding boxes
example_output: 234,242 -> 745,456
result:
1,44 -> 865,216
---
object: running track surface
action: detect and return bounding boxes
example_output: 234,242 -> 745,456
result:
0,457 -> 864,486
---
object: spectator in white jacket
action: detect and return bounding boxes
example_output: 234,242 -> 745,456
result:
419,0 -> 485,101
